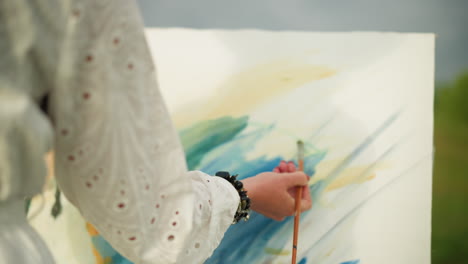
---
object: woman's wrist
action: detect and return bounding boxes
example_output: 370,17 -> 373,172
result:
239,177 -> 257,212
214,171 -> 251,224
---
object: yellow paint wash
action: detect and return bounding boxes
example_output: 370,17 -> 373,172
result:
326,171 -> 376,192
309,159 -> 387,191
264,247 -> 291,256
173,59 -> 335,128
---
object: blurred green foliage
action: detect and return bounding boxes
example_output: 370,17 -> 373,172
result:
432,71 -> 468,264
435,72 -> 468,123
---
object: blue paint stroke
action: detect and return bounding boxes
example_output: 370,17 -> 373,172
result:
322,112 -> 399,185
341,260 -> 360,264
328,140 -> 400,211
94,112 -> 407,264
307,115 -> 336,143
302,152 -> 432,257
92,115 -> 326,264
207,113 -> 400,263
198,118 -> 325,263
309,112 -> 400,202
298,257 -> 308,264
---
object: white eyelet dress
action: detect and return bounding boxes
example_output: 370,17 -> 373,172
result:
0,1 -> 239,264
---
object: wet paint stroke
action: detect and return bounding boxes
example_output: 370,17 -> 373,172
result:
180,116 -> 249,169
203,114 -> 398,264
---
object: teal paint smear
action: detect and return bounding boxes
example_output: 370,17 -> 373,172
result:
206,114 -> 399,263
298,258 -> 308,264
91,236 -> 132,264
180,116 -> 249,169
93,115 -> 328,264
95,113 -> 398,264
191,122 -> 325,179
201,119 -> 326,264
191,121 -> 277,176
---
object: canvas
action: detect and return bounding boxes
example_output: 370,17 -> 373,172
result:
146,29 -> 434,264
29,29 -> 434,264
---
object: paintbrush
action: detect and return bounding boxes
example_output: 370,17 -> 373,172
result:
292,140 -> 305,264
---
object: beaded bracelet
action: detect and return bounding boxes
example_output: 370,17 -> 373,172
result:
215,171 -> 251,224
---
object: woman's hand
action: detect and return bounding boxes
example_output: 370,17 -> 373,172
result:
241,161 -> 312,221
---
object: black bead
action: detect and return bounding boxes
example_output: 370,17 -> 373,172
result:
234,181 -> 243,190
216,171 -> 250,224
215,171 -> 230,178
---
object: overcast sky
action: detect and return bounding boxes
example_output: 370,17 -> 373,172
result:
137,0 -> 468,82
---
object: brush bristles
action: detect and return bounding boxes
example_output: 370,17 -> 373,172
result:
297,140 -> 304,161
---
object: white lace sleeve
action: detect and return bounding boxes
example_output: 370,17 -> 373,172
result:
48,1 -> 239,263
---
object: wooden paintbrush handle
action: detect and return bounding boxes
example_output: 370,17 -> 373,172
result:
292,141 -> 305,264
292,186 -> 303,264
292,158 -> 305,263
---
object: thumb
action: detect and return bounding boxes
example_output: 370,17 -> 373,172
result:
281,171 -> 309,187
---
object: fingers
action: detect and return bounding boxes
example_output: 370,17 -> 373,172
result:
282,171 -> 309,187
273,160 -> 297,173
302,185 -> 310,200
279,160 -> 288,172
300,186 -> 312,211
287,161 -> 296,172
300,199 -> 312,211
270,195 -> 295,221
